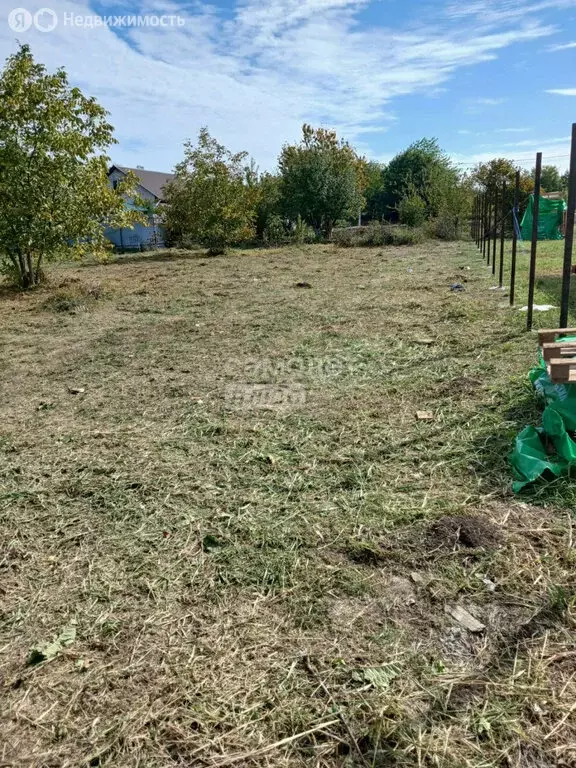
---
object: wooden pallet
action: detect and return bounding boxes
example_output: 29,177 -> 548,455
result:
538,328 -> 576,383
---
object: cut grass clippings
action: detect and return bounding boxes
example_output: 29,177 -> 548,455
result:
1,240 -> 575,767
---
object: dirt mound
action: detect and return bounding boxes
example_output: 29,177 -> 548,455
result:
428,514 -> 503,551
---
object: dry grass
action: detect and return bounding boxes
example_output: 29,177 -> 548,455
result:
1,241 -> 575,767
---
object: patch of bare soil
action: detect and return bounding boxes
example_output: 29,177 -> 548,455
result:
427,514 -> 504,551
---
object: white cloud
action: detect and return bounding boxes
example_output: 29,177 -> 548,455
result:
451,135 -> 571,170
0,0 -> 561,170
496,127 -> 533,133
546,88 -> 576,95
446,0 -> 576,26
548,40 -> 576,50
471,97 -> 507,105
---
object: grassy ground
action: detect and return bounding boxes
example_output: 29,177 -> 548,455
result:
1,240 -> 576,767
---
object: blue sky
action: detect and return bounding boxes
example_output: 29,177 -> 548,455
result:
1,0 -> 575,173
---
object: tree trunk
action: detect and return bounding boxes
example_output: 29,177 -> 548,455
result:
26,253 -> 34,287
34,254 -> 43,285
17,252 -> 27,288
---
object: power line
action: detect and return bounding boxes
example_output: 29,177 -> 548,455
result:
452,153 -> 570,168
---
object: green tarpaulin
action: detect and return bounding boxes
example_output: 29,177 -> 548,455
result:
510,340 -> 576,492
521,194 -> 567,240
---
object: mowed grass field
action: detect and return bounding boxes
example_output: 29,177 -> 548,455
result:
2,239 -> 576,767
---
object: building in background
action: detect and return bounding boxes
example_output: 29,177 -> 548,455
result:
105,165 -> 175,250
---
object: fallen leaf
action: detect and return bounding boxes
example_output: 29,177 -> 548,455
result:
353,663 -> 401,690
28,621 -> 77,665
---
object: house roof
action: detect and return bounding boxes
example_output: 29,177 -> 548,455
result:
111,165 -> 175,201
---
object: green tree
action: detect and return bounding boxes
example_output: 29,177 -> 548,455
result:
254,172 -> 283,239
164,128 -> 257,255
278,124 -> 364,238
0,45 -> 139,288
359,159 -> 385,221
536,164 -> 562,193
471,158 -> 534,226
137,197 -> 163,248
398,191 -> 427,227
381,138 -> 459,220
471,158 -> 533,197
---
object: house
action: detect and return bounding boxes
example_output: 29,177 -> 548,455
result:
105,165 -> 175,250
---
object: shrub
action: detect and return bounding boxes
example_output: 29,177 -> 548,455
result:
331,223 -> 423,248
263,215 -> 287,246
331,228 -> 355,247
293,215 -> 317,244
389,226 -> 424,246
426,213 -> 459,241
398,193 -> 427,228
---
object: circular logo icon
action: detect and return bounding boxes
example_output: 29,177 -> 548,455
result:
8,7 -> 32,31
34,7 -> 57,32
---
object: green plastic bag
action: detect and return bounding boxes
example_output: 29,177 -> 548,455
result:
521,194 -> 567,240
510,352 -> 576,491
510,425 -> 566,492
508,336 -> 576,493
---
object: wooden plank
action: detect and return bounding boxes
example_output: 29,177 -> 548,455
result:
542,342 -> 576,362
548,357 -> 576,369
538,328 -> 576,345
548,357 -> 576,384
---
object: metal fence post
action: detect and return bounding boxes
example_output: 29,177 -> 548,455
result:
485,193 -> 491,264
560,123 -> 576,329
492,190 -> 498,275
499,181 -> 506,288
510,170 -> 520,307
527,152 -> 542,331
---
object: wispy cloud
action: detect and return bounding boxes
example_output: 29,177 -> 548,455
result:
499,136 -> 569,147
446,0 -> 576,26
548,40 -> 576,50
0,0 -> 562,170
472,97 -> 507,105
496,127 -> 533,133
546,88 -> 576,95
464,96 -> 509,114
452,134 -> 571,170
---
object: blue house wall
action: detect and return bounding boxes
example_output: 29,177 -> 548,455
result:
105,167 -> 167,250
104,221 -> 166,250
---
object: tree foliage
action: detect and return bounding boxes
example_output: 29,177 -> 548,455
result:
0,45 -> 139,288
359,159 -> 386,220
278,125 -> 364,237
164,128 -> 258,254
471,158 -> 533,197
536,164 -> 563,193
397,192 -> 426,227
380,138 -> 460,220
254,172 -> 282,239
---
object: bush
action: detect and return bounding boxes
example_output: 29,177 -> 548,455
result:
263,215 -> 287,246
293,215 -> 317,244
332,223 -> 423,248
426,213 -> 459,240
389,226 -> 424,246
398,193 -> 426,228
